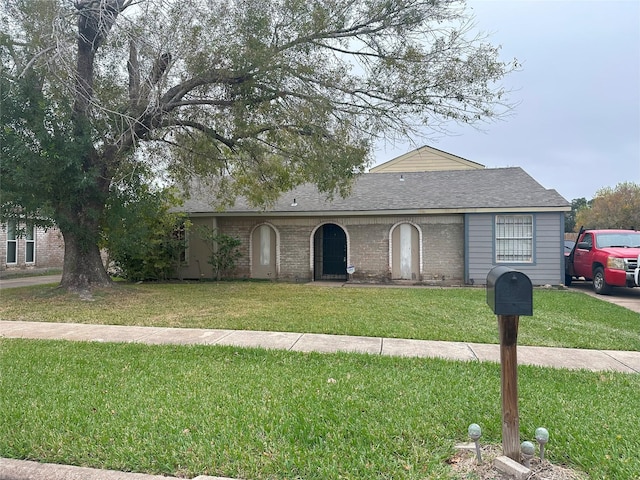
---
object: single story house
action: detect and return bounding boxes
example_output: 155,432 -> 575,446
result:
179,146 -> 571,285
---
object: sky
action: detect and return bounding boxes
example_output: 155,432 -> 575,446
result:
372,0 -> 640,202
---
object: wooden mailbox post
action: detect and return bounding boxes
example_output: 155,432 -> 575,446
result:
486,266 -> 533,462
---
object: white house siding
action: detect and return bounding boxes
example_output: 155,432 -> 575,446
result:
465,212 -> 564,286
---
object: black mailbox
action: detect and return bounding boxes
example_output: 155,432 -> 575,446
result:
486,266 -> 533,316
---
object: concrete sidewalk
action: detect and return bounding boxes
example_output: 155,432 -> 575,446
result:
1,320 -> 639,373
0,458 -> 233,480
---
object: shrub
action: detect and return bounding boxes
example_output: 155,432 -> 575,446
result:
101,184 -> 188,281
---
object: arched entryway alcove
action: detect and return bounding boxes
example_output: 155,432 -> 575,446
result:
312,223 -> 347,281
250,223 -> 278,279
390,222 -> 421,280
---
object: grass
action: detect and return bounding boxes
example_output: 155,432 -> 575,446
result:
1,281 -> 638,478
0,281 -> 638,350
1,339 -> 638,479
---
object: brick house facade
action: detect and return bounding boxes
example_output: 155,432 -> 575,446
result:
182,214 -> 465,284
178,147 -> 570,285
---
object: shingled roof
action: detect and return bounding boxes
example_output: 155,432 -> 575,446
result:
183,167 -> 570,216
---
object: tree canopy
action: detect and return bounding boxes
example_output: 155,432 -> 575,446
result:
565,197 -> 591,233
1,0 -> 517,290
574,183 -> 640,231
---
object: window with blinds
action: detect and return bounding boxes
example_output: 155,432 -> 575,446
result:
495,215 -> 533,263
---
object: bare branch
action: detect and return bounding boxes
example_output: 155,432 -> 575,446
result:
17,46 -> 56,78
127,41 -> 140,105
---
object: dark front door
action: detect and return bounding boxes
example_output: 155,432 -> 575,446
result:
315,224 -> 347,280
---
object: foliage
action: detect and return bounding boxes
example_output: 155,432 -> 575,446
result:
195,226 -> 242,280
574,182 -> 640,230
0,0 -> 518,289
0,72 -> 81,232
564,197 -> 591,233
101,181 -> 189,281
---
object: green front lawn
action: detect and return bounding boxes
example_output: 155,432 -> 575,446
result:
1,339 -> 638,479
1,282 -> 638,350
1,282 -> 638,478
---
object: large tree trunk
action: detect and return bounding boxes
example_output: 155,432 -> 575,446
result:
60,229 -> 112,291
57,2 -> 122,292
58,199 -> 112,291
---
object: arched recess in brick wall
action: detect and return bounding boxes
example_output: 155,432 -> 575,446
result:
249,223 -> 280,279
389,222 -> 423,280
310,222 -> 349,281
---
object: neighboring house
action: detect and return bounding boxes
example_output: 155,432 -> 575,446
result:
178,146 -> 571,285
0,221 -> 65,273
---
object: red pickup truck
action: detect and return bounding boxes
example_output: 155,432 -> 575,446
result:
565,228 -> 640,294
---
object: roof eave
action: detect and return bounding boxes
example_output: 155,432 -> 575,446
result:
186,206 -> 571,217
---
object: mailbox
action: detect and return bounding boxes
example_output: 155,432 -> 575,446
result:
486,266 -> 533,316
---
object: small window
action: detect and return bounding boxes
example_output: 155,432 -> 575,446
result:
25,224 -> 35,263
495,215 -> 533,263
6,221 -> 17,264
580,233 -> 593,249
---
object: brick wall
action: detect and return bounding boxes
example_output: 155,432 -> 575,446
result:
347,222 -> 390,281
0,225 -> 65,272
274,221 -> 315,281
421,217 -> 465,284
188,214 -> 465,284
36,228 -> 65,268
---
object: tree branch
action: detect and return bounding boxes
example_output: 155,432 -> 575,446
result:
127,41 -> 140,106
161,70 -> 254,110
163,119 -> 237,150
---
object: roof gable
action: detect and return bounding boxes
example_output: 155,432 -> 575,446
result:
369,145 -> 485,173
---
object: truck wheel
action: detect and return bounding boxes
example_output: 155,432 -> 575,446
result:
593,267 -> 611,295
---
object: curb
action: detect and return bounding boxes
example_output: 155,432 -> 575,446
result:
0,458 -> 238,480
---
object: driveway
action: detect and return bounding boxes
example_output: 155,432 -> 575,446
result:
0,274 -> 62,289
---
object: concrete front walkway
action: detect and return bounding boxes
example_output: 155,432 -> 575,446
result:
1,320 -> 638,373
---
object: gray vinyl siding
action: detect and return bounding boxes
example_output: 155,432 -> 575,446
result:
466,212 -> 564,286
532,214 -> 565,285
